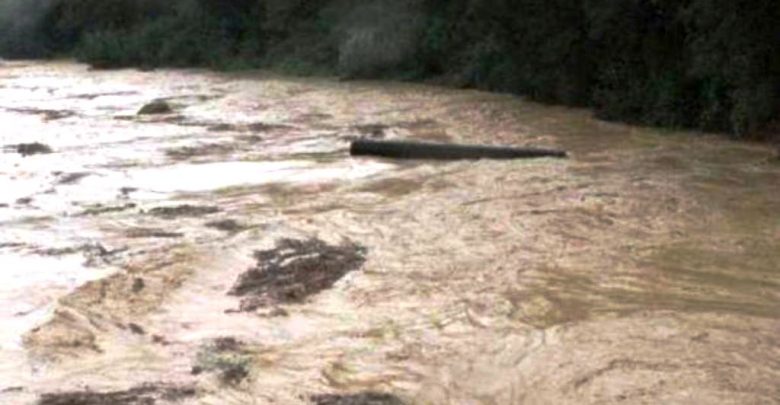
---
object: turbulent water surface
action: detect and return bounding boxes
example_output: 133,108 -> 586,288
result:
0,61 -> 778,404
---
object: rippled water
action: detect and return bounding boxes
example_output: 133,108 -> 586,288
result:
0,61 -> 778,404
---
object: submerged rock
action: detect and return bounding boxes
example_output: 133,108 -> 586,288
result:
119,187 -> 138,198
6,107 -> 74,121
80,203 -> 137,216
56,172 -> 91,185
207,123 -> 237,132
353,123 -> 389,139
131,278 -> 145,293
137,100 -> 173,115
11,142 -> 53,156
147,205 -> 220,219
125,228 -> 184,239
246,122 -> 291,132
205,219 -> 248,233
164,143 -> 235,160
127,323 -> 145,335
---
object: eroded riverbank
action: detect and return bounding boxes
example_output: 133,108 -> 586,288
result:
1,61 -> 778,404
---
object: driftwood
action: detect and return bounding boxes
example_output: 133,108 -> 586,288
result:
350,139 -> 567,160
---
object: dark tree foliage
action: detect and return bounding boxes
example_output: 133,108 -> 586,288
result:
0,0 -> 776,137
0,0 -> 58,57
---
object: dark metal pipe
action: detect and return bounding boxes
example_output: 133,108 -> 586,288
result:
350,139 -> 567,160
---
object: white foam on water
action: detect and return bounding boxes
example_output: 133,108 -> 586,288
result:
0,251 -> 114,388
0,62 -> 404,391
77,159 -> 392,194
0,253 -> 115,349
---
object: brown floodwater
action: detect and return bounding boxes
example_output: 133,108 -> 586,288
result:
0,61 -> 778,404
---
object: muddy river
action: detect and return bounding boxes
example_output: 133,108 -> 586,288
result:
0,61 -> 778,404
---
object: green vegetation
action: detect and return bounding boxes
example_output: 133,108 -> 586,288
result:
1,0 -> 777,137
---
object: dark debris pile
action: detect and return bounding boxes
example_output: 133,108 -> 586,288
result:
229,238 -> 366,311
37,384 -> 195,405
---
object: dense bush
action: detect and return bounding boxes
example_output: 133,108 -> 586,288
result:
0,0 -> 777,137
67,0 -> 264,69
333,0 -> 424,78
0,0 -> 53,57
417,0 -> 778,137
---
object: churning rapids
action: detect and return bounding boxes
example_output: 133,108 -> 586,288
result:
0,61 -> 778,404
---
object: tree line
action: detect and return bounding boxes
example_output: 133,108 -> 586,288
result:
1,0 -> 777,137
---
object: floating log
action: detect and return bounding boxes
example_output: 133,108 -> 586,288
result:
350,139 -> 567,160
